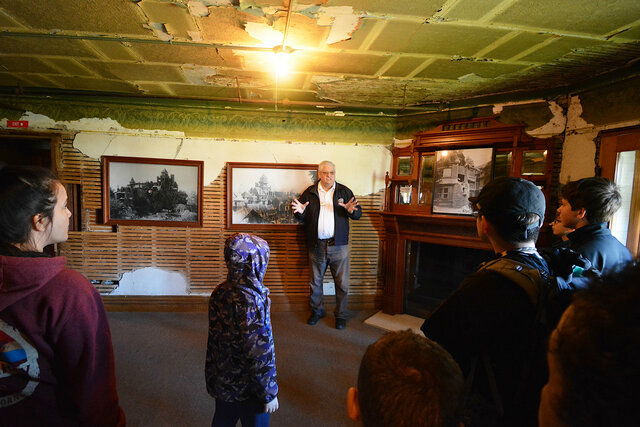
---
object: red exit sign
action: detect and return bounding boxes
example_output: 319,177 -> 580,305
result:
7,120 -> 29,128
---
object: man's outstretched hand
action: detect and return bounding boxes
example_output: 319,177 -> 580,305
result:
291,198 -> 309,214
338,197 -> 359,214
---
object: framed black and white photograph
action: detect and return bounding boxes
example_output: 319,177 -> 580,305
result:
432,147 -> 493,216
227,162 -> 317,230
102,156 -> 203,227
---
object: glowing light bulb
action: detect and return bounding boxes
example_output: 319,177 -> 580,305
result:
441,150 -> 448,157
274,51 -> 290,77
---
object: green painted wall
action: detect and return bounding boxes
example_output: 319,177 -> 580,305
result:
1,95 -> 397,145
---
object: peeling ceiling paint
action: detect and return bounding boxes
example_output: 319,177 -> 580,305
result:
315,6 -> 361,45
0,0 -> 639,112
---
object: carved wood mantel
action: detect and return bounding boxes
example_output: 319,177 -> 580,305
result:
380,117 -> 555,315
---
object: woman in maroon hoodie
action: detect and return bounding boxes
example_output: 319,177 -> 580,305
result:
0,165 -> 125,426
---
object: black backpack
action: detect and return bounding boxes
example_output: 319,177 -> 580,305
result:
461,248 -> 598,425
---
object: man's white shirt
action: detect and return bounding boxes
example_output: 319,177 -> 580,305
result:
317,183 -> 335,239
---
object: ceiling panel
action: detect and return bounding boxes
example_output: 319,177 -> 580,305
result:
367,20 -> 424,53
417,59 -> 526,80
404,24 -> 511,56
519,37 -> 605,63
382,56 -> 429,77
445,0 -> 504,21
131,43 -> 241,68
0,0 -> 150,35
103,63 -> 188,83
47,76 -> 138,93
295,51 -> 390,75
494,0 -> 640,35
43,58 -> 96,77
0,0 -> 638,112
0,56 -> 61,74
328,0 -> 444,17
483,32 -> 552,60
0,36 -> 99,58
87,41 -> 140,61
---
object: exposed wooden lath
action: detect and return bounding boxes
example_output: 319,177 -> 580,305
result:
56,138 -> 384,308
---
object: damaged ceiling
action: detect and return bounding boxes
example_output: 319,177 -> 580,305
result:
0,0 -> 639,113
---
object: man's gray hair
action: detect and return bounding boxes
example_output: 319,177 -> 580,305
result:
318,160 -> 335,172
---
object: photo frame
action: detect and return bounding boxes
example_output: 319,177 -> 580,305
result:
102,156 -> 203,227
432,147 -> 493,216
227,162 -> 318,230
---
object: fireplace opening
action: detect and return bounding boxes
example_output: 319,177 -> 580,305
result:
404,241 -> 493,318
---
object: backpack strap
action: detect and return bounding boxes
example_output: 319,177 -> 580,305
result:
479,258 -> 544,307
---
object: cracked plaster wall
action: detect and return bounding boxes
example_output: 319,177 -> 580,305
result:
395,77 -> 640,185
0,111 -> 391,196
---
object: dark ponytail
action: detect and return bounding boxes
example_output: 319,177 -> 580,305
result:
0,166 -> 59,248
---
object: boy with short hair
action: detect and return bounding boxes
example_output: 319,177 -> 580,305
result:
347,330 -> 464,427
556,177 -> 632,274
422,177 -> 552,426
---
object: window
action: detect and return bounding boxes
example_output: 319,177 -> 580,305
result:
599,126 -> 640,257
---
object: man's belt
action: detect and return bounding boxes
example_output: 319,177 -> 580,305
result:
318,237 -> 335,246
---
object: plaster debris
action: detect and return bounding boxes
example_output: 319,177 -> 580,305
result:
239,0 -> 266,17
244,22 -> 284,46
493,99 -> 546,114
528,101 -> 566,137
14,112 -> 56,130
149,22 -> 173,41
188,31 -> 203,41
316,6 -> 362,45
187,0 -> 211,17
393,138 -> 412,147
110,267 -> 189,295
181,65 -> 218,85
566,95 -> 591,131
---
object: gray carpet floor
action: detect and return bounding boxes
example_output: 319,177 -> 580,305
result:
108,310 -> 386,427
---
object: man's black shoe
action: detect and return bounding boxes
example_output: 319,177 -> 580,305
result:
307,312 -> 325,325
335,319 -> 346,330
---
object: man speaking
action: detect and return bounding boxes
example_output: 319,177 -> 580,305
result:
292,160 -> 361,330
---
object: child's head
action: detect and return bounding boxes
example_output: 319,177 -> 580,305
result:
470,177 -> 546,245
348,330 -> 463,427
224,233 -> 270,287
558,177 -> 622,227
0,165 -> 69,252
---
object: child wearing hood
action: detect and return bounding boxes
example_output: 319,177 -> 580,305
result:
205,233 -> 279,427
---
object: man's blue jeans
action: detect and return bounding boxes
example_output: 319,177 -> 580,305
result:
309,242 -> 350,320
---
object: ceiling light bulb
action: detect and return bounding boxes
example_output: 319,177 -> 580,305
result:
274,51 -> 290,77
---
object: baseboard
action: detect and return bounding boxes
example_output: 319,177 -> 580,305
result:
102,294 -> 383,312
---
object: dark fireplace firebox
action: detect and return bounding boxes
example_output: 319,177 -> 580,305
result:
404,241 -> 493,318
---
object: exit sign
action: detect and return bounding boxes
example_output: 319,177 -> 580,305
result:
7,120 -> 28,128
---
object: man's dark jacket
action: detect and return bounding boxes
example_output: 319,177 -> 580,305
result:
566,222 -> 632,275
294,181 -> 361,247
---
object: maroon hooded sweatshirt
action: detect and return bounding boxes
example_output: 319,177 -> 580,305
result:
0,255 -> 125,426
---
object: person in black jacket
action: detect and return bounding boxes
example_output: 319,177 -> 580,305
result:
556,177 -> 632,274
292,160 -> 361,329
422,177 -> 551,427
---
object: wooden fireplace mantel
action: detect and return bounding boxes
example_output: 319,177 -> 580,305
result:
380,117 -> 556,315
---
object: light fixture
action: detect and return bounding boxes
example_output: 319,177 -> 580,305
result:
272,45 -> 294,77
274,0 -> 295,111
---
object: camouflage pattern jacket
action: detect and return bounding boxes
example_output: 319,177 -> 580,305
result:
205,233 -> 278,404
